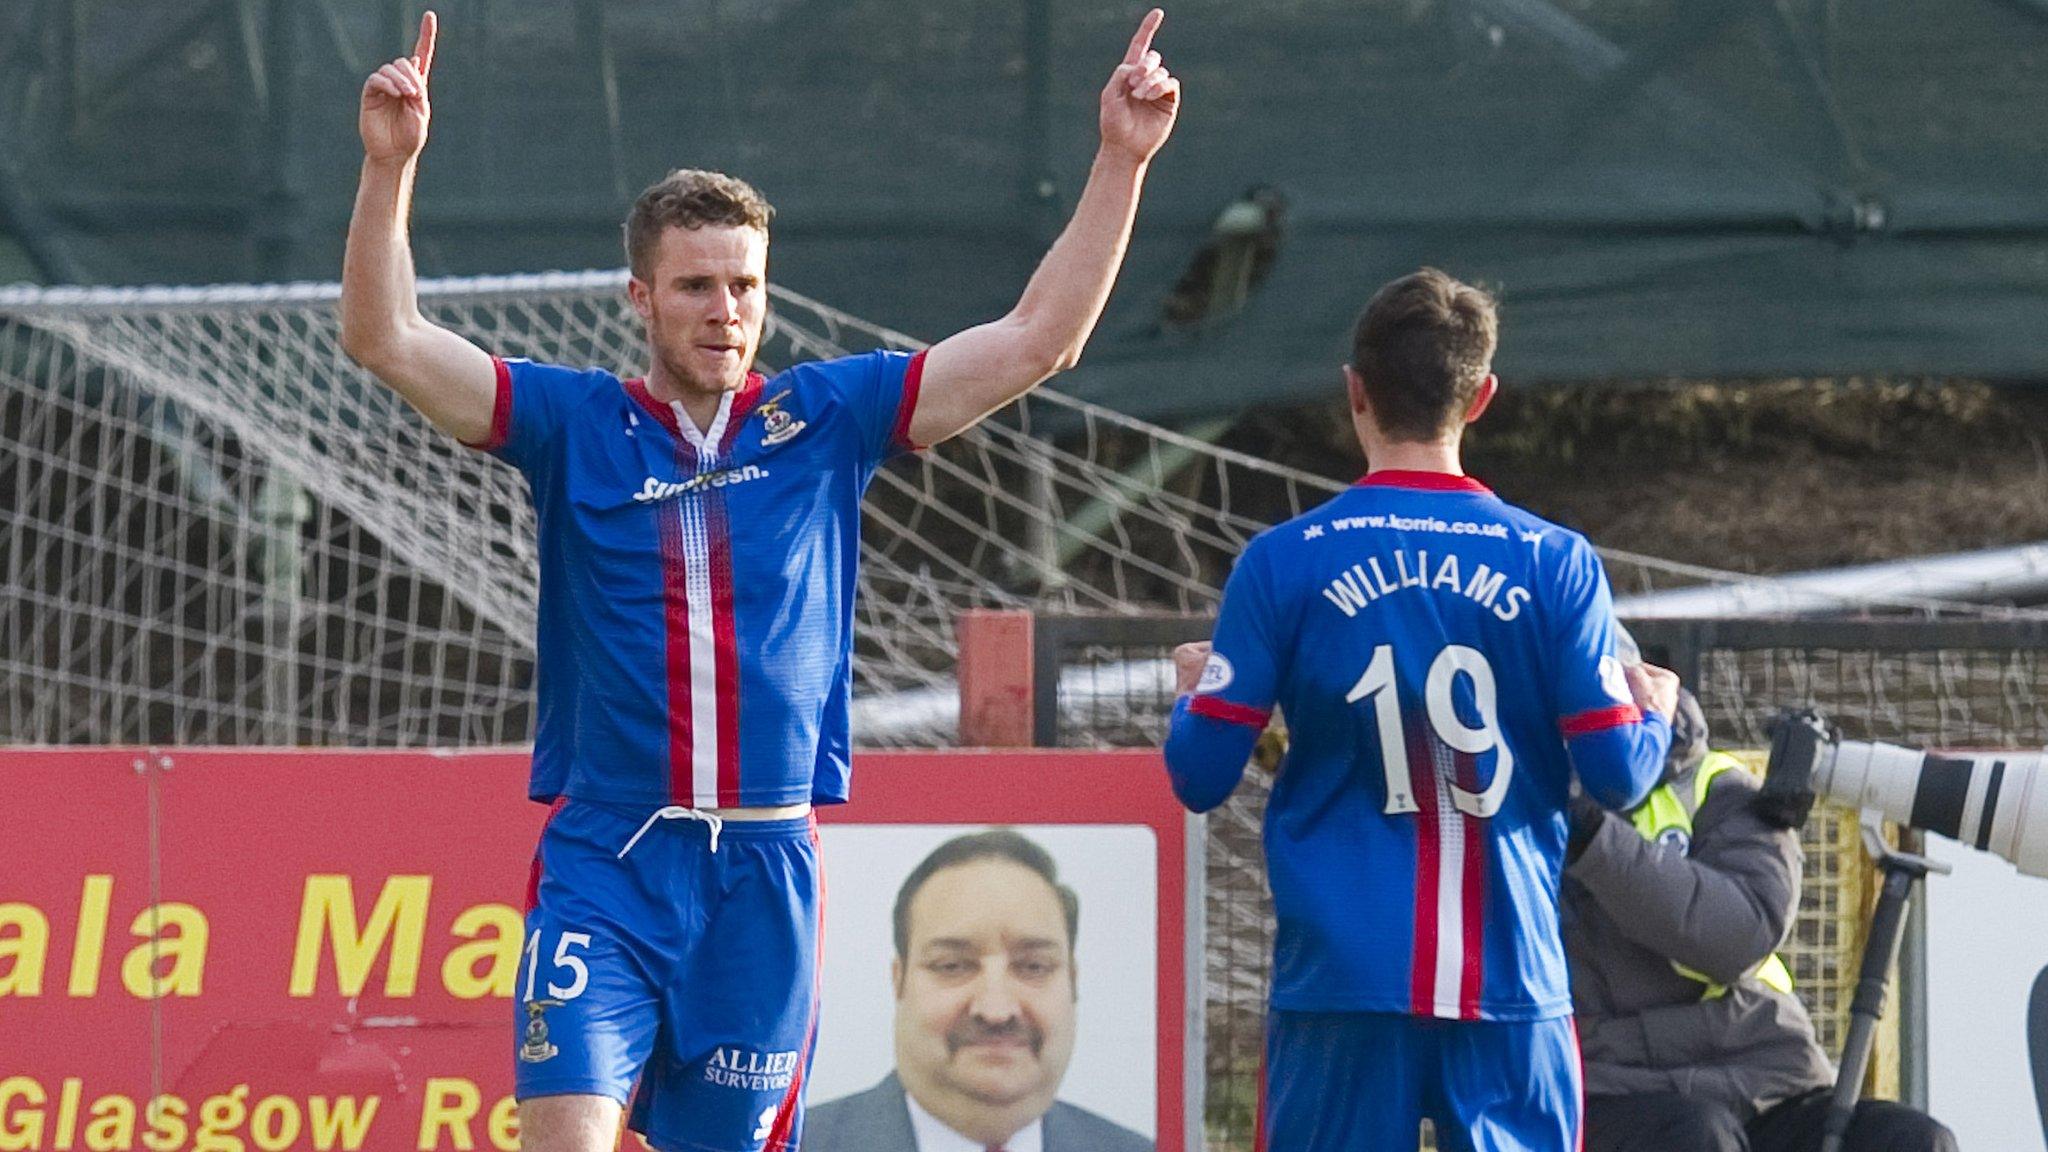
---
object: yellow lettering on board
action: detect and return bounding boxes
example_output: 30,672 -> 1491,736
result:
84,1095 -> 136,1152
0,1078 -> 47,1152
486,1097 -> 519,1152
69,876 -> 113,997
308,1097 -> 380,1151
441,905 -> 521,1000
416,1080 -> 480,1152
0,906 -> 50,997
290,876 -> 432,997
121,903 -> 209,998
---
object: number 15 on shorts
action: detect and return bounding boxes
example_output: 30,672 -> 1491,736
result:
523,928 -> 593,1000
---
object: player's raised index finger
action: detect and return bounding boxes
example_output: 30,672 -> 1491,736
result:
1123,8 -> 1163,66
413,11 -> 437,79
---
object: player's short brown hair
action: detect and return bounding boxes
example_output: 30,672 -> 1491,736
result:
624,169 -> 775,277
1348,268 -> 1499,442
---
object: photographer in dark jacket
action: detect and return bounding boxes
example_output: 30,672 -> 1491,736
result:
1563,689 -> 1958,1152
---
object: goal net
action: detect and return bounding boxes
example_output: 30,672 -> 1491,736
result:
0,271 -> 1942,1150
0,271 -> 1378,748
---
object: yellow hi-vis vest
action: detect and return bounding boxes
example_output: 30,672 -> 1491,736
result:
1628,750 -> 1795,1000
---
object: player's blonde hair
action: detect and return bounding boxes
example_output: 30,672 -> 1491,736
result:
623,169 -> 776,277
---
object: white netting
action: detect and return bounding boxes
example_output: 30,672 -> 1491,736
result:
11,271 -> 2031,1152
5,271 -> 2034,750
0,271 -> 1358,747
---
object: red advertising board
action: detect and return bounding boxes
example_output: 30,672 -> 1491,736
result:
0,749 -> 1188,1152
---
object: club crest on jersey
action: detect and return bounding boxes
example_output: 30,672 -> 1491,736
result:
519,999 -> 564,1063
757,390 -> 806,446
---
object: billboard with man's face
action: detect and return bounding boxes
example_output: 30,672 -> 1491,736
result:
808,751 -> 1192,1152
0,749 -> 1191,1152
805,826 -> 1157,1145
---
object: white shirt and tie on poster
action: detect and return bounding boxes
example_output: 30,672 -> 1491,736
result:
799,824 -> 1159,1152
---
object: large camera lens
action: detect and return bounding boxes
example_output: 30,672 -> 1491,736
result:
1817,741 -> 2048,877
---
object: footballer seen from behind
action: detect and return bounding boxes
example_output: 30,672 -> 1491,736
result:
1162,268 -> 1679,1152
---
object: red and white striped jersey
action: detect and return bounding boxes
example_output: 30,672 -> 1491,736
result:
469,349 -> 923,809
1164,471 -> 1669,1021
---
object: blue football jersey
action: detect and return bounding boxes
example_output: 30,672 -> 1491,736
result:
1176,471 -> 1664,1021
470,349 -> 923,808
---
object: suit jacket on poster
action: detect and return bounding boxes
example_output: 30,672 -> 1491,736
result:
802,1072 -> 1153,1152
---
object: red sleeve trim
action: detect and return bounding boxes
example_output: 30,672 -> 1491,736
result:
1187,694 -> 1272,729
889,349 -> 928,453
462,356 -> 515,451
1560,703 -> 1643,736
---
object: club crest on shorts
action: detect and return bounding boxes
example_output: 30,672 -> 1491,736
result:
757,390 -> 806,446
519,999 -> 564,1063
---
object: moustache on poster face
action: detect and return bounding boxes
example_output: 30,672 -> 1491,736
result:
947,1017 -> 1042,1057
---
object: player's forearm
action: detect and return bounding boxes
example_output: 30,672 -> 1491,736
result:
340,157 -> 426,370
339,157 -> 497,443
1566,711 -> 1671,810
906,149 -> 1147,446
1163,695 -> 1259,812
1009,147 -> 1148,372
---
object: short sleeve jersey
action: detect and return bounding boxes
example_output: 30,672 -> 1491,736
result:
470,349 -> 925,809
1190,471 -> 1643,1021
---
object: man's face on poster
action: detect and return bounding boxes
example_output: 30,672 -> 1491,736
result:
893,858 -> 1079,1122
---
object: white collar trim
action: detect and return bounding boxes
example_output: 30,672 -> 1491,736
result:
903,1088 -> 1043,1152
668,388 -> 735,456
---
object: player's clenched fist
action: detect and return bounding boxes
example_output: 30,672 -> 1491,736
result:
1623,660 -> 1681,722
1173,640 -> 1212,697
1100,8 -> 1181,163
360,11 -> 437,164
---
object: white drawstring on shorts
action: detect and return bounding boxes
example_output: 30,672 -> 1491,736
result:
617,805 -> 724,858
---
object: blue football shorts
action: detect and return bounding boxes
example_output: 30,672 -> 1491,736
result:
515,799 -> 822,1152
1263,1009 -> 1582,1152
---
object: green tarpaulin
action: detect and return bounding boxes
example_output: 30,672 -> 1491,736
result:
4,0 -> 2046,420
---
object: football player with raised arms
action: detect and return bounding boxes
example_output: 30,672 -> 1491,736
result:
339,11 -> 1179,1152
1163,269 -> 1679,1152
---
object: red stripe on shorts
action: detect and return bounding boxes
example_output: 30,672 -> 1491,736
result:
765,818 -> 825,1149
522,797 -> 570,915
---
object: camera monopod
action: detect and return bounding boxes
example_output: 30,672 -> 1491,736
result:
1818,822 -> 1949,1152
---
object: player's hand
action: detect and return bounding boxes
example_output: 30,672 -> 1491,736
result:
1625,661 -> 1681,722
360,12 -> 437,164
1172,640 -> 1211,696
1099,9 -> 1180,164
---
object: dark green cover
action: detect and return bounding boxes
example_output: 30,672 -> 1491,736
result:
4,0 -> 2045,420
